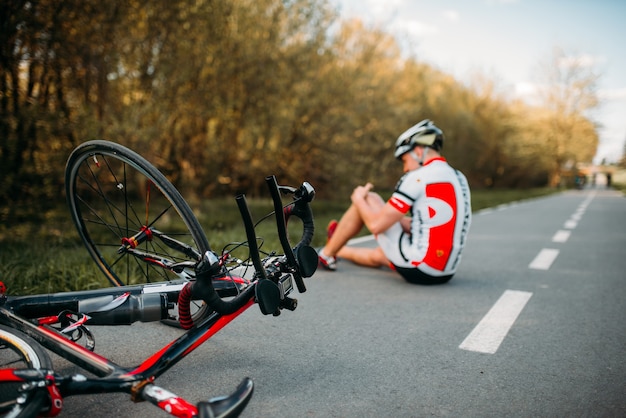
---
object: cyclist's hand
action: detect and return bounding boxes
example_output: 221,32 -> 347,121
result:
351,182 -> 374,202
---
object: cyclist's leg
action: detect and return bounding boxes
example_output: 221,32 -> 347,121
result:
322,191 -> 386,257
336,245 -> 390,268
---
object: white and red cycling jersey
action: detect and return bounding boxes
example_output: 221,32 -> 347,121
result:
377,157 -> 471,277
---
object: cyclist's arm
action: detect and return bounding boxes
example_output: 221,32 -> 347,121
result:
368,203 -> 405,235
351,187 -> 405,235
400,216 -> 411,233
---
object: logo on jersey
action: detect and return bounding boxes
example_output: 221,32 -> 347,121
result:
425,195 -> 454,226
423,182 -> 457,271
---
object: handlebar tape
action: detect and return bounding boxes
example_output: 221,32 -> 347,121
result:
266,176 -> 307,293
284,202 -> 315,249
184,177 -> 314,318
192,267 -> 257,316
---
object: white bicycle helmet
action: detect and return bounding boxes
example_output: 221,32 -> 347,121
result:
394,119 -> 444,159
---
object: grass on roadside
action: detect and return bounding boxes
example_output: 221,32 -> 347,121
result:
1,187 -> 560,295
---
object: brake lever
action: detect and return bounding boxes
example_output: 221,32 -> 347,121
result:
295,181 -> 315,203
278,182 -> 315,204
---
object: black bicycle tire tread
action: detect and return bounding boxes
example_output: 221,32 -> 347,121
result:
0,324 -> 52,418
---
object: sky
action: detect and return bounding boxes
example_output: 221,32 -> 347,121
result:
331,0 -> 626,164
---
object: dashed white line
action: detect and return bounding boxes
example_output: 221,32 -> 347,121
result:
347,235 -> 375,245
462,192 -> 596,355
564,220 -> 577,229
552,230 -> 571,243
571,212 -> 583,221
459,290 -> 533,354
529,248 -> 560,270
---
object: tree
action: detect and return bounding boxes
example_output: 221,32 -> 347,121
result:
2,0 -> 606,221
0,0 -> 130,212
533,47 -> 600,187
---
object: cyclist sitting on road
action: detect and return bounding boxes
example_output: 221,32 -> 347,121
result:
318,119 -> 472,285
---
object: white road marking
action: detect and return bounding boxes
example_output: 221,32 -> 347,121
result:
529,248 -> 560,270
459,290 -> 533,354
564,220 -> 577,229
348,235 -> 375,245
552,230 -> 571,243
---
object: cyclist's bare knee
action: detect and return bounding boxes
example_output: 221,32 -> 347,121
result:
364,192 -> 385,209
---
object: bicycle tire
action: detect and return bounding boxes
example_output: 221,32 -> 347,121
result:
65,140 -> 211,324
0,325 -> 52,418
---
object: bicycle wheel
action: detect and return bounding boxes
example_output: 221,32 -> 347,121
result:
0,325 -> 52,418
65,140 -> 211,323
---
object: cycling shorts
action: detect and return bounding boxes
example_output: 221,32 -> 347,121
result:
377,223 -> 453,285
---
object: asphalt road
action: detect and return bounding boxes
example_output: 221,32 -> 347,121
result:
54,187 -> 626,417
